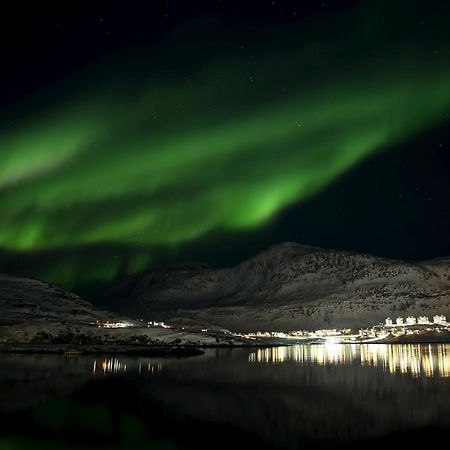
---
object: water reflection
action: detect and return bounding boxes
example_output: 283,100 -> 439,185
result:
92,357 -> 163,375
1,346 -> 450,449
249,344 -> 450,377
93,358 -> 127,375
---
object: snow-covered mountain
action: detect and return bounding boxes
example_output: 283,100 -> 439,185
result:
103,243 -> 450,331
0,274 -> 111,326
0,274 -> 242,346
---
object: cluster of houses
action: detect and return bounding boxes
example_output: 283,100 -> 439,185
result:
236,329 -> 349,340
94,320 -> 135,329
233,314 -> 449,343
385,315 -> 447,327
94,314 -> 449,343
147,320 -> 171,329
94,319 -> 174,329
358,315 -> 448,339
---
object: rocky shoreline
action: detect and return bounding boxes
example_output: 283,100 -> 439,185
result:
0,344 -> 205,357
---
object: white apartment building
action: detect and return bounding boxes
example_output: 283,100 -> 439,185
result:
418,316 -> 430,325
433,315 -> 447,325
406,316 -> 417,325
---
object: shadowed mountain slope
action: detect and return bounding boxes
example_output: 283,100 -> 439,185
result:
102,243 -> 450,331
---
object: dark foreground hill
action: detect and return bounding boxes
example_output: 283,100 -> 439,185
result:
102,243 -> 450,331
0,274 -> 242,346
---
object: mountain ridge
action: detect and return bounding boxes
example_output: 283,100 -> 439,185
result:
0,274 -> 243,346
102,242 -> 450,331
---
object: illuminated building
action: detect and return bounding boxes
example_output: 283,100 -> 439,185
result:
95,320 -> 134,328
433,315 -> 447,325
234,312 -> 450,344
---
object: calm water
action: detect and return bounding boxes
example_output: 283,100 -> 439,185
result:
1,344 -> 450,450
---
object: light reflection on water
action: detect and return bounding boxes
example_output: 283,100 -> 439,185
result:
92,357 -> 163,375
2,345 -> 450,448
249,343 -> 450,377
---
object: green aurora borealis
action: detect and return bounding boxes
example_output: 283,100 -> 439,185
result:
1,1 -> 450,289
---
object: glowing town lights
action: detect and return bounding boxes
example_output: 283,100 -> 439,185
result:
147,321 -> 171,329
94,320 -> 134,328
234,314 -> 449,344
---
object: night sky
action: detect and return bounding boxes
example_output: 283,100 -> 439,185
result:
1,0 -> 449,294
